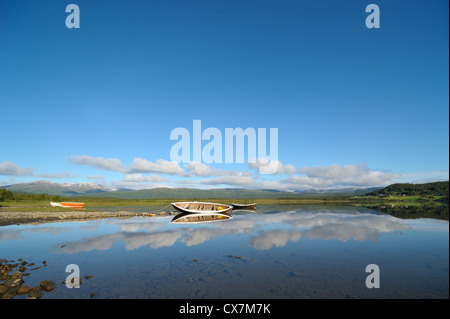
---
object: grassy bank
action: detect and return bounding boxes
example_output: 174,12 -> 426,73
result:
1,194 -> 447,212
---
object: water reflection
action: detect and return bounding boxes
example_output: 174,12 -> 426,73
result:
171,211 -> 233,223
0,206 -> 447,299
365,204 -> 449,221
50,208 -> 411,254
57,229 -> 185,253
0,225 -> 73,242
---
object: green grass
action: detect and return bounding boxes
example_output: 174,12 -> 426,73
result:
1,194 -> 447,213
0,201 -> 86,212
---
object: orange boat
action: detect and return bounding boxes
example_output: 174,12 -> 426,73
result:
51,202 -> 84,208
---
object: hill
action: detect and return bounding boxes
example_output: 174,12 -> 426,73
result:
2,180 -> 131,196
2,180 -> 380,199
4,180 -> 448,200
366,181 -> 449,197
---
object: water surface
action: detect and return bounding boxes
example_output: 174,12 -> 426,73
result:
0,205 -> 448,299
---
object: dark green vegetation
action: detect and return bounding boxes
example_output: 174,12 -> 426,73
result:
1,189 -> 62,203
369,204 -> 448,221
356,181 -> 449,220
0,188 -> 14,202
366,181 -> 448,199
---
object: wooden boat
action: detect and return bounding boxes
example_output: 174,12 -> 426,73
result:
171,202 -> 233,214
50,202 -> 84,208
171,211 -> 232,224
231,203 -> 256,210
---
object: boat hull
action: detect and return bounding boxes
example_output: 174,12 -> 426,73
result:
171,202 -> 233,214
51,202 -> 84,208
231,203 -> 256,210
171,211 -> 232,224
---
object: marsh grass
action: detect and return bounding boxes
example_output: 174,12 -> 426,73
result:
1,195 -> 445,213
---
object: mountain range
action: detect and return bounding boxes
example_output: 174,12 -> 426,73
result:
1,180 -> 381,199
1,180 -> 132,196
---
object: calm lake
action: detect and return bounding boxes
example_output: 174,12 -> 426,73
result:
0,205 -> 448,299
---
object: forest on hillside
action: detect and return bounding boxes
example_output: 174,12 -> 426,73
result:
366,181 -> 448,200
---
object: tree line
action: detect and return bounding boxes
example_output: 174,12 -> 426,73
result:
0,188 -> 62,202
366,181 -> 449,197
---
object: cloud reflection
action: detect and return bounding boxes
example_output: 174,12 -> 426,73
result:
55,229 -> 186,253
49,208 -> 414,254
250,230 -> 302,250
0,225 -> 74,242
300,214 -> 409,242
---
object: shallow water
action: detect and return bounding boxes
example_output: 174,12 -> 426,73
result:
0,206 -> 448,299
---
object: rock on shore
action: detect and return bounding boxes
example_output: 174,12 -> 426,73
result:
0,258 -> 56,299
0,210 -> 173,226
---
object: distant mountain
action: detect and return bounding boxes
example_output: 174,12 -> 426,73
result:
3,180 -> 448,200
2,180 -> 132,196
80,187 -> 295,199
289,187 -> 382,195
102,187 -> 380,199
1,180 -> 381,199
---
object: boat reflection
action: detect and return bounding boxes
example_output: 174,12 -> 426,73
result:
171,211 -> 232,224
231,208 -> 256,214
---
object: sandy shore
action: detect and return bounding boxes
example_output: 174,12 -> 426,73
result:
0,211 -> 171,226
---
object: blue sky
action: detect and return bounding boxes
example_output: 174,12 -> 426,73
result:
0,0 -> 448,190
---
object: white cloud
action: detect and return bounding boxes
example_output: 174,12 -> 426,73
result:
286,163 -> 400,189
199,174 -> 256,186
173,162 -> 401,190
123,173 -> 168,183
184,162 -> 224,177
67,156 -> 186,176
0,161 -> 35,176
67,155 -> 128,173
184,162 -> 252,178
65,154 -> 402,190
129,158 -> 186,176
298,163 -> 369,179
247,161 -> 400,188
108,180 -> 173,190
0,161 -> 81,180
248,158 -> 297,175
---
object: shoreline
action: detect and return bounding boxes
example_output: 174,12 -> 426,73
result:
0,211 -> 174,226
